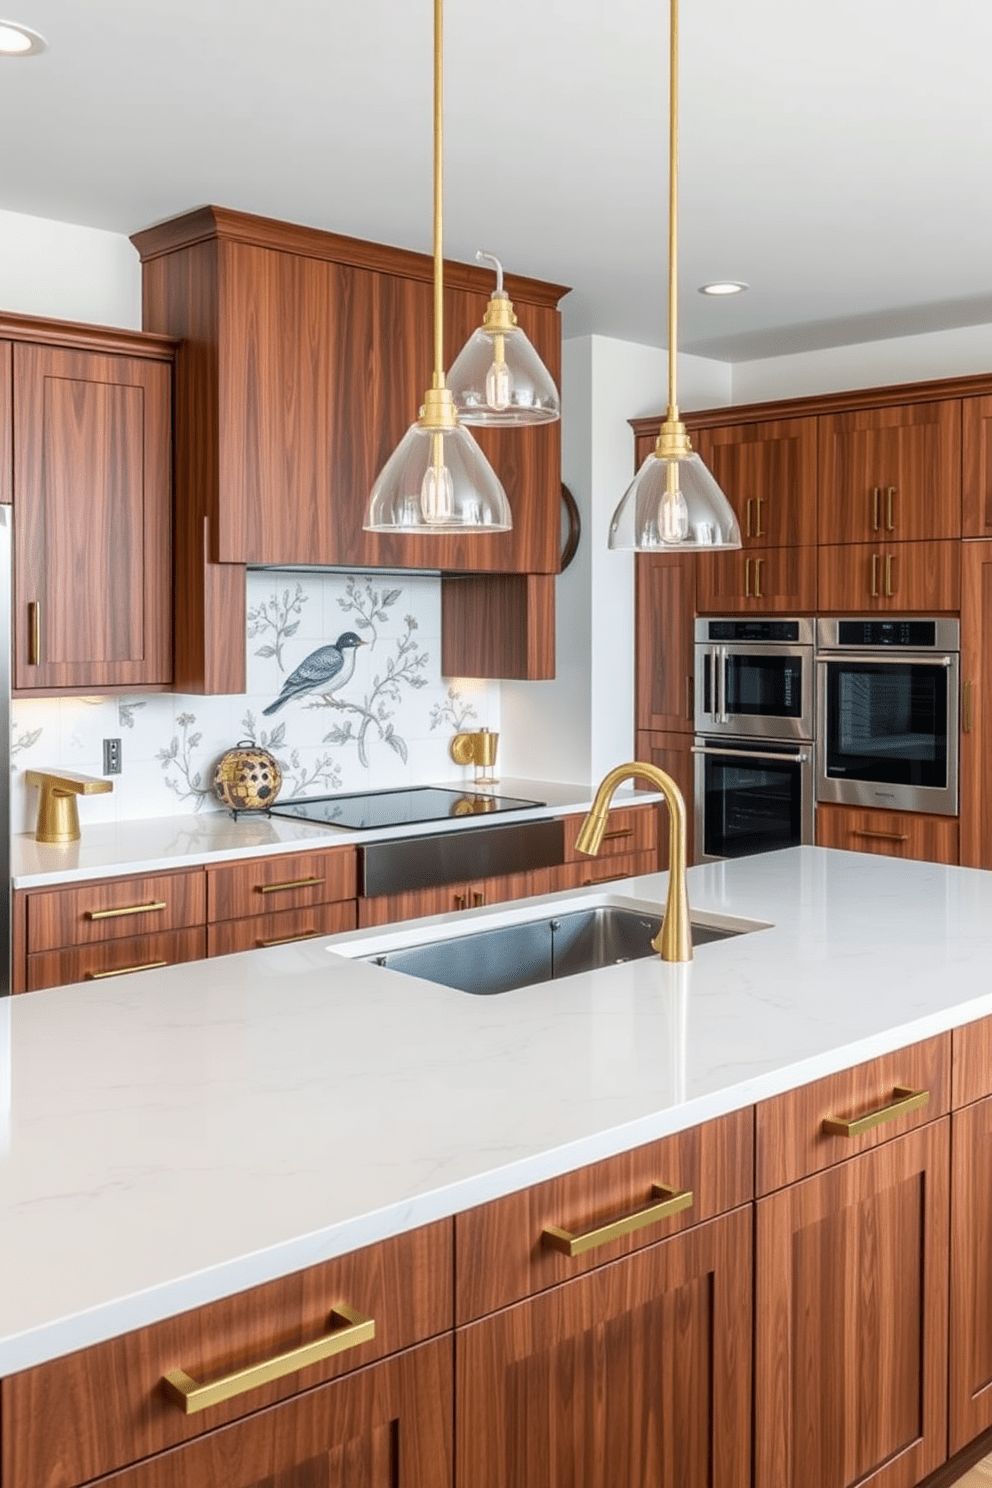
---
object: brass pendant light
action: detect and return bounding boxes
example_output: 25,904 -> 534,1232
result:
364,0 -> 511,534
448,250 -> 561,426
609,0 -> 741,551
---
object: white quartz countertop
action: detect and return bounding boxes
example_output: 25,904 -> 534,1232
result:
3,845 -> 992,1375
11,778 -> 639,888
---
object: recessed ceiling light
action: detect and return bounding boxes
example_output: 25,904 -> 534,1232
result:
0,20 -> 47,55
698,281 -> 748,297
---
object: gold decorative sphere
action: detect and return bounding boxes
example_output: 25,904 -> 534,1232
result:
213,743 -> 282,811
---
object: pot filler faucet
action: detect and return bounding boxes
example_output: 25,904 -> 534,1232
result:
575,763 -> 692,963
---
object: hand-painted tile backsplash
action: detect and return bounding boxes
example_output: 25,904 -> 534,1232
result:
10,572 -> 499,831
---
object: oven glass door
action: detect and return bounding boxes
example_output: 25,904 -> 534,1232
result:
695,738 -> 813,861
697,644 -> 813,740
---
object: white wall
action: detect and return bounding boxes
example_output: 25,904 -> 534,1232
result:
0,207 -> 140,329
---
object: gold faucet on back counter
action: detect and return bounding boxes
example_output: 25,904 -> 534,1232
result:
575,762 -> 692,963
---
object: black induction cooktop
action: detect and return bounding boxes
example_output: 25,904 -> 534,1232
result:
267,785 -> 545,832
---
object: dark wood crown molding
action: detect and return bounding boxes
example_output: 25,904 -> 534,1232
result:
0,310 -> 176,360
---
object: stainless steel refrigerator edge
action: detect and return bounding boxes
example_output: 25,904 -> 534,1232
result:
1,507 -> 10,996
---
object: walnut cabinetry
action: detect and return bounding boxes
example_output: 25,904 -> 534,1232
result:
695,544 -> 817,613
815,803 -> 960,866
960,540 -> 992,868
206,847 -> 357,953
950,1017 -> 992,1453
635,553 -> 696,733
818,538 -> 960,612
696,416 -> 818,548
635,729 -> 695,868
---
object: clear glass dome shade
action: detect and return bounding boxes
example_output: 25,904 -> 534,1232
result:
449,323 -> 561,426
364,418 -> 512,533
609,449 -> 742,551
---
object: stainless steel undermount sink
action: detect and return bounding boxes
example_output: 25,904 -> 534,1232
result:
356,903 -> 758,996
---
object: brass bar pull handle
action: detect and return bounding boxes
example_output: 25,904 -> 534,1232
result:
745,557 -> 752,598
964,680 -> 974,733
542,1183 -> 694,1257
755,496 -> 765,538
162,1304 -> 375,1416
259,930 -> 318,948
885,553 -> 894,598
454,893 -> 466,911
472,890 -> 486,907
87,961 -> 168,980
870,553 -> 879,598
28,601 -> 41,665
872,487 -> 880,531
822,1085 -> 930,1138
886,485 -> 896,532
258,877 -> 325,895
87,901 -> 167,921
602,828 -> 634,842
582,872 -> 629,885
754,556 -> 764,599
746,497 -> 753,538
852,829 -> 909,842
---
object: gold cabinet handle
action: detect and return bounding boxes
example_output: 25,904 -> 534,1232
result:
852,828 -> 909,842
542,1183 -> 694,1257
822,1085 -> 930,1138
755,496 -> 765,538
872,487 -> 880,532
602,828 -> 634,842
28,601 -> 41,665
886,485 -> 896,532
472,890 -> 486,907
162,1304 -> 375,1416
87,900 -> 167,921
582,872 -> 630,885
964,679 -> 974,734
87,961 -> 168,980
870,553 -> 879,598
745,557 -> 752,598
754,556 -> 764,599
746,497 -> 753,538
259,930 -> 318,947
885,552 -> 894,598
454,893 -> 467,911
258,876 -> 325,895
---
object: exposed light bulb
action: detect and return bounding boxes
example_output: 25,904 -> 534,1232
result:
420,432 -> 454,524
659,463 -> 689,544
484,334 -> 512,411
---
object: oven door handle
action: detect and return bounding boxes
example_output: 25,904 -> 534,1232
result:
719,646 -> 729,723
706,647 -> 717,723
692,746 -> 812,764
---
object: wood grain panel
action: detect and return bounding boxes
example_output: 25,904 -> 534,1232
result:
208,899 -> 357,956
695,416 -> 818,548
815,804 -> 959,866
13,343 -> 172,691
0,338 -> 11,504
440,573 -> 556,679
26,870 -> 206,952
818,539 -> 960,612
11,885 -> 27,993
26,928 -> 206,992
635,554 -> 697,733
562,803 -> 658,862
963,396 -> 992,537
755,1032 -> 949,1195
755,1121 -> 950,1488
695,544 -> 817,613
206,849 -> 356,922
950,1096 -> 992,1452
553,850 -> 657,889
1,1224 -> 452,1488
358,870 -> 538,929
457,1205 -> 752,1488
456,1106 -> 752,1322
952,1015 -> 992,1109
960,540 -> 992,867
635,730 -> 695,867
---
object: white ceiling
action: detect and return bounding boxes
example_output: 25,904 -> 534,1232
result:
2,0 -> 992,360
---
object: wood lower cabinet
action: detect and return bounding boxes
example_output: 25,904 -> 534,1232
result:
696,415 -> 818,548
635,553 -> 696,733
960,540 -> 992,868
755,1120 -> 950,1488
950,1094 -> 992,1453
27,928 -> 206,992
818,539 -> 960,611
695,545 -> 817,613
635,729 -> 695,867
963,396 -> 992,537
815,803 -> 959,866
358,869 -> 539,928
457,1205 -> 752,1488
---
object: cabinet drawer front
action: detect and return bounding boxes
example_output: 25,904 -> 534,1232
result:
27,870 -> 205,952
553,849 -> 657,889
756,1032 -> 950,1194
562,804 -> 657,862
1,1222 -> 453,1488
818,539 -> 960,611
695,544 -> 817,613
952,1014 -> 992,1108
207,848 -> 356,922
208,899 -> 357,956
26,928 -> 206,991
815,804 -> 959,866
456,1106 -> 753,1322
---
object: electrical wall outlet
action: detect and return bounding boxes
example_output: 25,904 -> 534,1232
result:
103,738 -> 122,775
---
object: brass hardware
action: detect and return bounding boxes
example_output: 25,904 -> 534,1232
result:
871,554 -> 879,597
472,890 -> 486,907
259,931 -> 318,947
964,680 -> 974,733
852,829 -> 909,842
258,877 -> 325,895
450,729 -> 499,783
542,1183 -> 694,1257
582,872 -> 629,885
87,901 -> 167,922
872,487 -> 880,532
87,961 -> 168,980
886,486 -> 896,532
162,1304 -> 375,1416
576,762 -> 692,962
602,828 -> 634,842
745,557 -> 752,598
885,552 -> 894,598
454,893 -> 467,911
28,601 -> 40,665
755,497 -> 765,538
746,498 -> 753,538
754,556 -> 764,599
822,1086 -> 930,1138
24,769 -> 114,844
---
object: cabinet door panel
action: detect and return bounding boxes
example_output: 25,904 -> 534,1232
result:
0,338 -> 10,504
950,1096 -> 992,1452
755,1121 -> 949,1488
960,540 -> 992,867
696,545 -> 816,613
818,400 -> 961,543
636,554 -> 696,732
14,343 -> 172,690
696,416 -> 817,548
815,804 -> 959,867
458,1206 -> 752,1488
818,539 -> 959,612
963,396 -> 992,537
635,729 -> 695,867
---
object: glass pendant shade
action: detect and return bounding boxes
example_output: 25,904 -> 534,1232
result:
364,417 -> 512,533
449,299 -> 561,427
609,449 -> 742,551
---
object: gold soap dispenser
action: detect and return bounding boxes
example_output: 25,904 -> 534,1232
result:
24,770 -> 113,844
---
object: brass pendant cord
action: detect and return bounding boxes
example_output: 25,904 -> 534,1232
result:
667,0 -> 679,424
432,0 -> 444,392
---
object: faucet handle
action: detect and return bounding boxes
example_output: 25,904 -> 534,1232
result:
24,769 -> 113,844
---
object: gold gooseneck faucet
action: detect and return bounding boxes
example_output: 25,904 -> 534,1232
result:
575,763 -> 692,963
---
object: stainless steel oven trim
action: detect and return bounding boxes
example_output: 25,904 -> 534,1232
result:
815,653 -> 959,817
816,617 -> 960,651
693,734 -> 815,864
695,617 -> 816,646
693,640 -> 815,741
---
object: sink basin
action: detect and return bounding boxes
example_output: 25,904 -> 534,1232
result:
358,904 -> 751,996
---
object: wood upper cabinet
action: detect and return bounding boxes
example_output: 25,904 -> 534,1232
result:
11,333 -> 174,693
636,554 -> 696,732
818,399 -> 961,544
755,1120 -> 950,1488
695,416 -> 818,548
818,538 -> 960,612
960,540 -> 992,867
457,1205 -> 752,1488
963,395 -> 992,537
0,339 -> 11,504
696,545 -> 817,613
